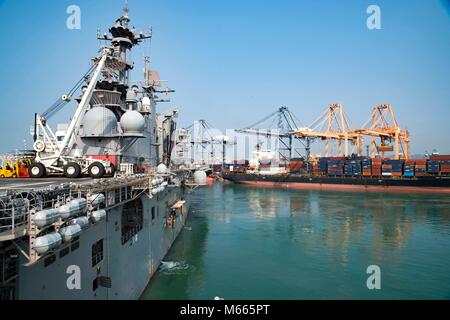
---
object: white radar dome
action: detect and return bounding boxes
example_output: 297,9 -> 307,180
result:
194,170 -> 207,185
157,163 -> 168,174
120,110 -> 145,134
82,106 -> 118,137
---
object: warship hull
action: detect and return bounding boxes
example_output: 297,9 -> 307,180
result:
0,177 -> 192,300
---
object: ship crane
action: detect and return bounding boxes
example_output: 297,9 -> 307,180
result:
348,104 -> 410,159
31,48 -> 113,178
29,5 -> 158,179
235,106 -> 310,161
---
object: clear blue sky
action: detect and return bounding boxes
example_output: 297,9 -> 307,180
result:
0,0 -> 449,155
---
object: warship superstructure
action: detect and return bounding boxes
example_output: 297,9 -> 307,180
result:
0,8 -> 200,299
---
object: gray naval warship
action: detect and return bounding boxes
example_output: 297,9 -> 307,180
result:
0,8 -> 204,299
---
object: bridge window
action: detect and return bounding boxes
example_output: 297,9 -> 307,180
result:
92,239 -> 104,267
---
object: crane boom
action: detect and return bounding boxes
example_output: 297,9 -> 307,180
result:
57,49 -> 110,158
235,128 -> 293,138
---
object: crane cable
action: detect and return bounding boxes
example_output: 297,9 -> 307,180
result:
41,61 -> 99,119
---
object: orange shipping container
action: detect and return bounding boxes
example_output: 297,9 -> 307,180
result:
430,155 -> 450,161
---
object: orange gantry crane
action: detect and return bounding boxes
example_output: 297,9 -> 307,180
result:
293,103 -> 410,160
293,103 -> 357,157
348,104 -> 410,160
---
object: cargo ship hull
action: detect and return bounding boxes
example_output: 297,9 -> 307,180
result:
223,173 -> 450,193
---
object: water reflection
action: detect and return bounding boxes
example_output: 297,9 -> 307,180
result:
144,183 -> 450,299
238,186 -> 450,268
247,188 -> 282,219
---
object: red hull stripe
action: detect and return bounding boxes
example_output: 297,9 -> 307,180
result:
238,181 -> 450,194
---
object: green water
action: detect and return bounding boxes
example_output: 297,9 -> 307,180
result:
142,183 -> 450,299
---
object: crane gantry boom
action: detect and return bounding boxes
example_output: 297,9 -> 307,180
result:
293,103 -> 357,157
235,106 -> 310,161
347,104 -> 410,159
239,103 -> 410,160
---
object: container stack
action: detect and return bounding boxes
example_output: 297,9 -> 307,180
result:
371,158 -> 382,176
414,160 -> 427,176
383,160 -> 404,177
353,161 -> 362,176
439,160 -> 450,175
429,154 -> 450,161
344,162 -> 353,176
427,160 -> 440,174
382,162 -> 392,176
404,160 -> 415,177
430,155 -> 450,175
318,158 -> 328,175
362,158 -> 371,176
289,158 -> 307,174
327,159 -> 344,176
346,158 -> 362,176
224,155 -> 450,178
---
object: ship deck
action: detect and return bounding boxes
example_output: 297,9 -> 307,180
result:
0,178 -> 93,192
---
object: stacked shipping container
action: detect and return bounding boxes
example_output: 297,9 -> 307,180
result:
371,158 -> 382,176
327,159 -> 345,176
362,158 -> 371,176
414,159 -> 427,176
382,160 -> 404,177
429,155 -> 450,174
218,155 -> 450,177
404,160 -> 415,177
289,158 -> 308,174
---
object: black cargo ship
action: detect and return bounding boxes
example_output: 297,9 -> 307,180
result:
222,155 -> 450,193
223,172 -> 450,192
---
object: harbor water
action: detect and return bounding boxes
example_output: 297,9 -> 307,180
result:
142,183 -> 450,299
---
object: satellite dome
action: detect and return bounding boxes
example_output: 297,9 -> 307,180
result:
82,106 -> 118,137
157,163 -> 168,174
194,170 -> 207,185
120,110 -> 145,134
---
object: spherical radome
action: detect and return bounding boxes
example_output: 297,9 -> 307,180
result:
194,170 -> 207,185
157,163 -> 168,174
120,110 -> 145,134
82,106 -> 118,137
